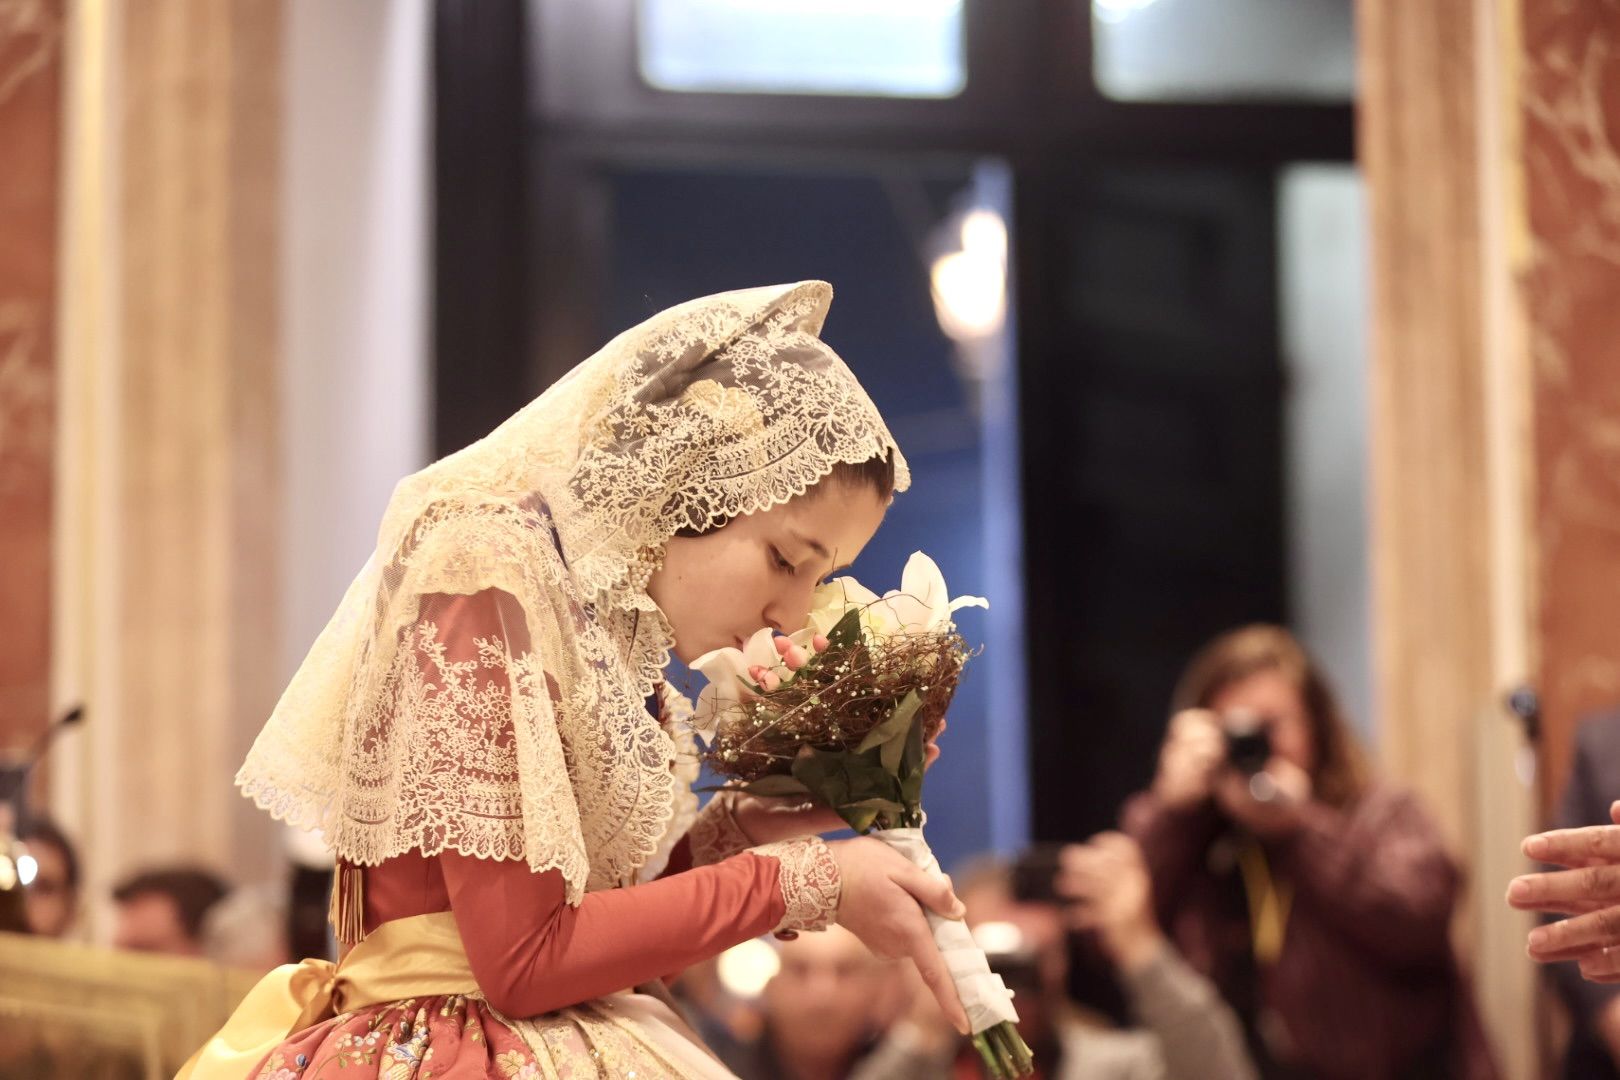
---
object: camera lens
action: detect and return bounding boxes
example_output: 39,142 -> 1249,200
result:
1222,710 -> 1272,775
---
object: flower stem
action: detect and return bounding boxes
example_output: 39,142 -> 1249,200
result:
974,1022 -> 1033,1078
993,1032 -> 1019,1077
970,1033 -> 1002,1078
1005,1024 -> 1034,1073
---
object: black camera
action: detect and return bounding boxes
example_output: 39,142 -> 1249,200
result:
1010,843 -> 1066,905
980,936 -> 1044,995
1222,711 -> 1273,775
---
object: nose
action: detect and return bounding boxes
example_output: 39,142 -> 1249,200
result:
761,578 -> 817,636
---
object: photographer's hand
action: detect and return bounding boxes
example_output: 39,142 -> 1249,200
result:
1214,758 -> 1313,837
1058,832 -> 1165,973
1152,710 -> 1224,810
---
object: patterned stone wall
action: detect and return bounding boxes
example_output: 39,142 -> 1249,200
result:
1523,0 -> 1620,801
0,0 -> 63,773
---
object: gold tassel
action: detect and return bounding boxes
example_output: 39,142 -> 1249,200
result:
329,862 -> 366,946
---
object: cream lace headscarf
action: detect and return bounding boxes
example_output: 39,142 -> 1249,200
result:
237,282 -> 909,904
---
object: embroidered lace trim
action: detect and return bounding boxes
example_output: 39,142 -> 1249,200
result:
686,790 -> 755,867
753,836 -> 840,934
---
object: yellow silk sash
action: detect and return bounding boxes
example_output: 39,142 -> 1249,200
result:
175,912 -> 477,1079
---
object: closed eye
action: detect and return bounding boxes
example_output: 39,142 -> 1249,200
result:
769,546 -> 797,575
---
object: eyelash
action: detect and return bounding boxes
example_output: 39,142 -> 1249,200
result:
772,545 -> 840,585
770,546 -> 797,575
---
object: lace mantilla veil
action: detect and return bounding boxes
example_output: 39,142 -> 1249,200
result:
236,281 -> 909,904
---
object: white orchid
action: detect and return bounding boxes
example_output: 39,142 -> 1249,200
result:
811,552 -> 987,641
689,627 -> 778,741
689,626 -> 821,741
690,553 -> 983,740
807,577 -> 881,636
880,552 -> 989,633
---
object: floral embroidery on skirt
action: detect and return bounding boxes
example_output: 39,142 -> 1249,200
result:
251,994 -> 707,1079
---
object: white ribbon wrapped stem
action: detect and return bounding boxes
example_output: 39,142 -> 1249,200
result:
873,827 -> 1020,1035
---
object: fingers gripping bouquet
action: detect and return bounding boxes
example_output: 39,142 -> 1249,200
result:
691,553 -> 1034,1078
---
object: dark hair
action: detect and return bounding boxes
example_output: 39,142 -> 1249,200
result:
112,867 -> 230,941
1170,623 -> 1370,809
824,452 -> 897,501
674,451 -> 897,539
17,817 -> 80,892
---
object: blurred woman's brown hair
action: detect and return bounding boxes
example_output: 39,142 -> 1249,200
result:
1170,623 -> 1369,809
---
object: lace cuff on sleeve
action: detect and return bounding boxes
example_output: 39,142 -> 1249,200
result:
752,836 -> 841,934
687,789 -> 755,866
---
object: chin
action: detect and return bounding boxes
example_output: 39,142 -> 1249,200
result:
669,639 -> 710,667
669,630 -> 738,668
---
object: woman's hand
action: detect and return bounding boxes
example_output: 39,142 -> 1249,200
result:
1152,709 -> 1225,810
827,835 -> 971,1036
732,795 -> 847,842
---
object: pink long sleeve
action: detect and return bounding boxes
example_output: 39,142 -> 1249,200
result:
439,848 -> 787,1018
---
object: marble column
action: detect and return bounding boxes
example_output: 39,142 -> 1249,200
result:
53,0 -> 284,934
1358,0 -> 1537,1072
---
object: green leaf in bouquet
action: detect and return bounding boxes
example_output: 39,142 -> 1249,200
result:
791,746 -> 904,832
881,699 -> 925,774
738,774 -> 812,798
825,607 -> 864,650
900,766 -> 925,810
842,803 -> 882,832
843,796 -> 907,831
790,746 -> 852,809
879,726 -> 907,774
856,690 -> 923,775
848,746 -> 904,802
844,797 -> 906,816
898,709 -> 929,808
902,706 -> 927,773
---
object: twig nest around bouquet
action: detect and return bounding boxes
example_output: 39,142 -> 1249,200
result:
702,629 -> 975,783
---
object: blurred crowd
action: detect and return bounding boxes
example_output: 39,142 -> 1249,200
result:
15,623 -> 1620,1078
657,624 -> 1502,1080
1,821 -> 294,971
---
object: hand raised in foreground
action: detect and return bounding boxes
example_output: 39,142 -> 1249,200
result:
1510,800 -> 1620,981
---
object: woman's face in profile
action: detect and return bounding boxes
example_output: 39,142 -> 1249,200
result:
1209,668 -> 1317,777
647,481 -> 888,665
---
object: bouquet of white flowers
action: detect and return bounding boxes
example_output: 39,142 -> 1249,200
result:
691,553 -> 1033,1078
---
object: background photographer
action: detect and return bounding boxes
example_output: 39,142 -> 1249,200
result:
1121,624 -> 1498,1079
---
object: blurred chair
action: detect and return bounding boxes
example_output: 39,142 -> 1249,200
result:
0,929 -> 260,1080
